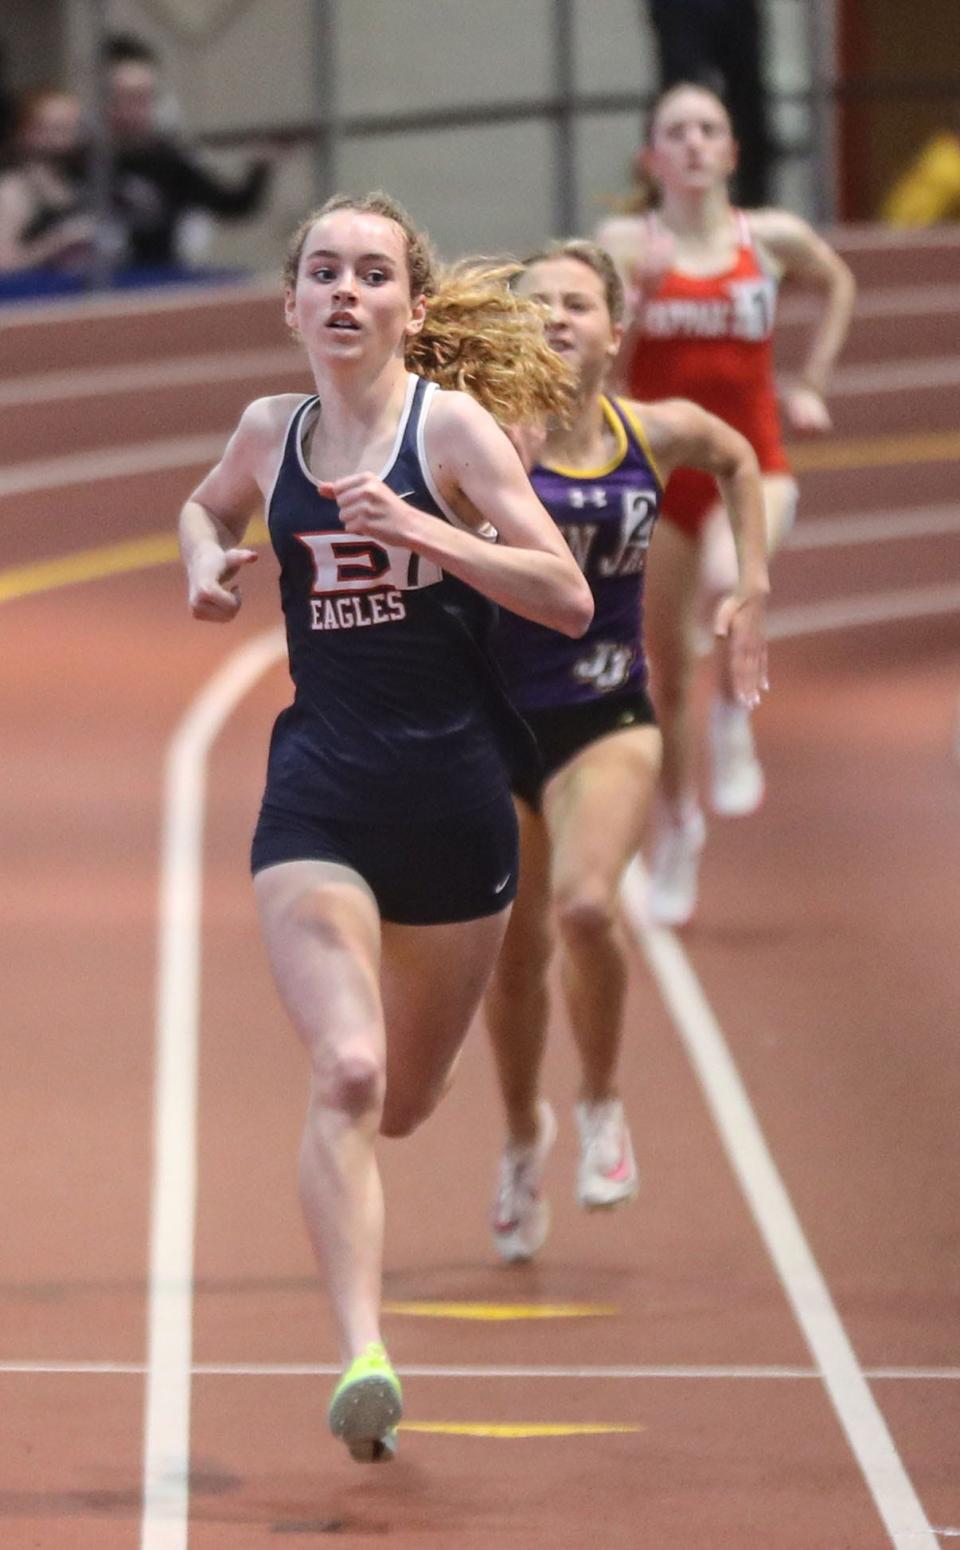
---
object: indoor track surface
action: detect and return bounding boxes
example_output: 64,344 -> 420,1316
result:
2,226 -> 958,1549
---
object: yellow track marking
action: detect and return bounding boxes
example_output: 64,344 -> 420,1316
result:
0,533 -> 180,603
0,516 -> 269,605
2,425 -> 959,607
382,1301 -> 617,1321
788,428 -> 960,473
400,1422 -> 643,1438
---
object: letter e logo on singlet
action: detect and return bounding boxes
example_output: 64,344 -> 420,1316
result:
330,539 -> 391,585
295,532 -> 442,594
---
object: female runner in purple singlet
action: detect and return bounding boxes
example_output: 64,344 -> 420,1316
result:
486,240 -> 768,1262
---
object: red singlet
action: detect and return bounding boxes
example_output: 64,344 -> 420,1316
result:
627,210 -> 790,538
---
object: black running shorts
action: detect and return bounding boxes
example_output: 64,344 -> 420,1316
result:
251,786 -> 519,925
513,686 -> 658,810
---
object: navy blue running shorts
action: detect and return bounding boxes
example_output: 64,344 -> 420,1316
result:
513,685 -> 658,810
251,786 -> 519,925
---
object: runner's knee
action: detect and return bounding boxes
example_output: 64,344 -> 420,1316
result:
314,1048 -> 384,1120
555,882 -> 616,948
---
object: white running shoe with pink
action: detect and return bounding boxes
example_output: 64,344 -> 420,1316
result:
575,1098 -> 638,1210
648,803 -> 707,927
491,1099 -> 557,1263
709,698 -> 765,816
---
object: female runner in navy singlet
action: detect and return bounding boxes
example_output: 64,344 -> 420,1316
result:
177,192 -> 592,1462
485,240 -> 769,1263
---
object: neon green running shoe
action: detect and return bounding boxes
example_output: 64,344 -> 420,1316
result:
328,1342 -> 403,1463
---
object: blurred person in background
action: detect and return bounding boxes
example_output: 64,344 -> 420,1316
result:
103,30 -> 275,270
644,0 -> 773,206
598,83 -> 854,926
103,32 -> 182,132
882,105 -> 960,226
0,87 -> 96,274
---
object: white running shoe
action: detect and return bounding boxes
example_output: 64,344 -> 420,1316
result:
648,805 -> 706,927
491,1099 -> 557,1263
709,699 -> 765,816
575,1098 -> 638,1211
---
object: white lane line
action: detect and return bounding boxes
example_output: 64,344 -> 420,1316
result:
827,357 -> 960,397
3,276 -> 278,328
786,505 -> 960,550
0,347 -> 300,405
767,583 -> 960,640
0,435 -> 226,497
135,591 -> 948,1548
3,419 -> 958,501
778,282 -> 960,324
0,1361 -> 815,1379
143,627 -> 284,1550
621,864 -> 939,1550
7,1359 -> 960,1380
1,341 -> 955,407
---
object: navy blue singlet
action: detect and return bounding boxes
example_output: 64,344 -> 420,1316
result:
261,373 -> 533,824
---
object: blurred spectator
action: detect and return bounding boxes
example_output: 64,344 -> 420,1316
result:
644,0 -> 773,206
0,88 -> 96,274
882,108 -> 960,226
104,35 -> 274,269
103,31 -> 181,132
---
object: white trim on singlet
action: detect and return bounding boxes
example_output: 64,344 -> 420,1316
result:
380,371 -> 419,481
736,207 -> 780,282
416,379 -> 497,543
292,372 -> 418,489
265,395 -> 314,530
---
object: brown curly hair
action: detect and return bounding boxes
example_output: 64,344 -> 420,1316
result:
282,191 -> 574,425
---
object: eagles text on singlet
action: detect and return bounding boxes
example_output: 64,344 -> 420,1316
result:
309,589 -> 406,630
295,531 -> 437,631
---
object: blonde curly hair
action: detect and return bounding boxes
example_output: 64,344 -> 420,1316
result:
283,191 -> 573,425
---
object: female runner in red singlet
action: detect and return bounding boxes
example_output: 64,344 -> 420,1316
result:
597,83 -> 855,925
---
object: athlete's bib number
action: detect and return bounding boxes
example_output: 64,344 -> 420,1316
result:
729,277 -> 776,341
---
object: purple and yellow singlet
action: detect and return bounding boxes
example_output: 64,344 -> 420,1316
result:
495,395 -> 662,710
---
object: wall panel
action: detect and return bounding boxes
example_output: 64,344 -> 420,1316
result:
339,120 -> 555,259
